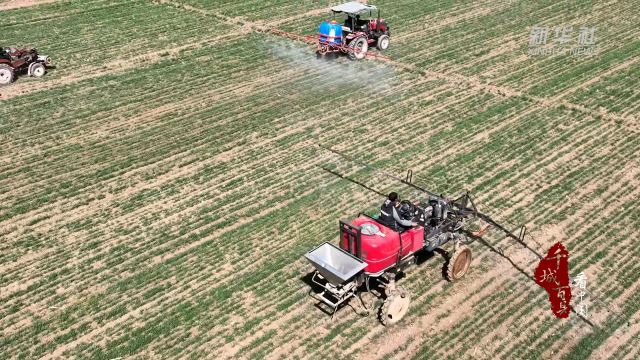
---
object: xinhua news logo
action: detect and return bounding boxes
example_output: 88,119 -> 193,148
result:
528,25 -> 598,56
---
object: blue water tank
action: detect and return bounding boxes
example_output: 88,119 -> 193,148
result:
318,21 -> 343,46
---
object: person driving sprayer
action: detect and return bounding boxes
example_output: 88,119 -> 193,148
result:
343,13 -> 370,32
379,192 -> 418,231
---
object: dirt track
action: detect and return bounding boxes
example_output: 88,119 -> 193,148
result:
0,0 -> 58,10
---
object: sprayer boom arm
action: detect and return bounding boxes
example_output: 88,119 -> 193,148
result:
317,144 -> 543,259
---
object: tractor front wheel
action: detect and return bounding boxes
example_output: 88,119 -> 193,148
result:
377,34 -> 390,51
348,37 -> 368,61
29,63 -> 46,78
379,286 -> 410,325
446,246 -> 472,281
0,64 -> 15,85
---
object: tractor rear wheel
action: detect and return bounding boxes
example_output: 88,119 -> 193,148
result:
379,286 -> 410,325
0,64 -> 15,85
446,246 -> 472,281
376,34 -> 390,51
348,37 -> 368,61
29,63 -> 46,78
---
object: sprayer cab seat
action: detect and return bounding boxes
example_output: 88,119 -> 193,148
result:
343,16 -> 371,32
332,1 -> 379,31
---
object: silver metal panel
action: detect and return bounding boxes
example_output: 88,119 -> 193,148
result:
304,242 -> 367,285
331,2 -> 377,15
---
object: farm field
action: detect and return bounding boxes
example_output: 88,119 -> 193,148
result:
0,0 -> 638,359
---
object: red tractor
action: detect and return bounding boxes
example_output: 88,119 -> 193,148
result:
0,47 -> 52,86
316,2 -> 390,60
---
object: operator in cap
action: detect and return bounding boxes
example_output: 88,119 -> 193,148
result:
379,192 -> 417,231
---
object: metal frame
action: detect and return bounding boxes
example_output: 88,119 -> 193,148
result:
309,272 -> 366,318
340,219 -> 362,258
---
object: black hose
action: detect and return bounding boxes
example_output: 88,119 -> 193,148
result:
396,232 -> 403,268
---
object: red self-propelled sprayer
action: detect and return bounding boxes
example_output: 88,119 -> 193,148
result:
303,145 -> 540,325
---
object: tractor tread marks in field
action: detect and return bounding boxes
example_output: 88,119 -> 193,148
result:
446,246 -> 472,282
379,286 -> 411,326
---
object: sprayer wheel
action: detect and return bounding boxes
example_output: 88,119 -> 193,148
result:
379,287 -> 410,325
376,34 -> 390,51
348,37 -> 368,61
0,64 -> 15,85
446,246 -> 472,282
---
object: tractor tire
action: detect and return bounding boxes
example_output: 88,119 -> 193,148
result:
348,37 -> 368,61
0,64 -> 15,86
376,34 -> 390,51
29,63 -> 46,78
446,246 -> 472,282
379,286 -> 410,325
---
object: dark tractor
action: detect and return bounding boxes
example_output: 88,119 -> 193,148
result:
0,47 -> 52,86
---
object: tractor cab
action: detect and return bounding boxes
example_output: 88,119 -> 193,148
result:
2,48 -> 19,60
331,2 -> 388,35
342,14 -> 370,33
1,47 -> 41,63
0,48 -> 10,62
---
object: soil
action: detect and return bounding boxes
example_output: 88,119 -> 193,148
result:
0,0 -> 57,11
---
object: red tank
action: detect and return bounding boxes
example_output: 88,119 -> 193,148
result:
340,216 -> 425,274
